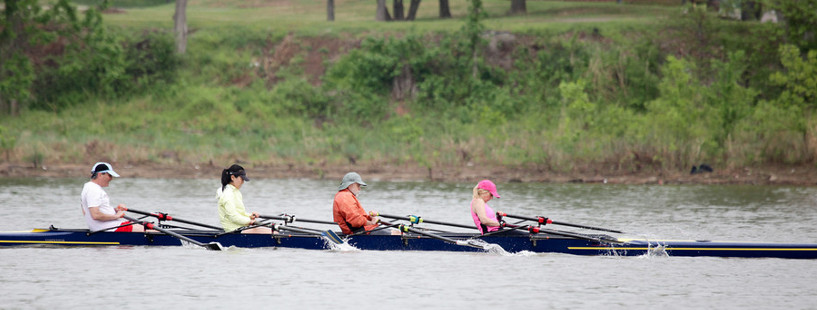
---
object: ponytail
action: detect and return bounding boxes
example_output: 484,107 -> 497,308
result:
221,169 -> 231,190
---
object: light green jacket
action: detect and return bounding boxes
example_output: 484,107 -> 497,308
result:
218,184 -> 252,231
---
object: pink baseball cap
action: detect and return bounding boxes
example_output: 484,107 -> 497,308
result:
477,180 -> 500,198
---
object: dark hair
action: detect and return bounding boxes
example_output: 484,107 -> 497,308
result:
221,164 -> 246,190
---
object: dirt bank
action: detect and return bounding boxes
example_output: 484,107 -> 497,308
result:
2,162 -> 815,186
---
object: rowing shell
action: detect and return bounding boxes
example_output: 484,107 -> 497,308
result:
2,227 -> 817,259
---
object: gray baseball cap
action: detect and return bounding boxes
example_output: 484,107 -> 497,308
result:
338,172 -> 367,190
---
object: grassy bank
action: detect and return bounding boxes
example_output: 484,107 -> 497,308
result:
2,0 -> 816,179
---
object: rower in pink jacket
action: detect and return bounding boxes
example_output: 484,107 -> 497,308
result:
470,179 -> 502,234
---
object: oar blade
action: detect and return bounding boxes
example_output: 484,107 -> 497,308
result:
321,230 -> 344,244
204,241 -> 225,251
455,239 -> 487,250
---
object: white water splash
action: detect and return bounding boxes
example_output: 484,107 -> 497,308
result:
483,243 -> 510,255
464,239 -> 510,255
325,238 -> 360,252
636,242 -> 669,259
509,250 -> 538,257
646,243 -> 669,257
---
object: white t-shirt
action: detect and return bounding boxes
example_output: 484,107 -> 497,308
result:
80,181 -> 121,232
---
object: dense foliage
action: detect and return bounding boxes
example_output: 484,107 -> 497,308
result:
0,0 -> 179,113
1,0 -> 816,172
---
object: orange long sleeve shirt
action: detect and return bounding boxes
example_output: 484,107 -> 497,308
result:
333,189 -> 377,235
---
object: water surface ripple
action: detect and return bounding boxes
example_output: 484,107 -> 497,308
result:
1,178 -> 816,309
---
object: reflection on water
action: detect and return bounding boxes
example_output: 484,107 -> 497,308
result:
1,178 -> 817,308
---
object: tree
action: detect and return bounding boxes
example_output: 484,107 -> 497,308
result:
327,0 -> 335,21
771,45 -> 817,111
174,0 -> 188,54
376,0 -> 392,21
394,0 -> 405,20
439,0 -> 451,18
740,1 -> 761,21
770,44 -> 817,160
510,0 -> 526,15
0,0 -> 48,116
463,0 -> 486,78
766,0 -> 817,51
0,125 -> 16,162
407,0 -> 422,20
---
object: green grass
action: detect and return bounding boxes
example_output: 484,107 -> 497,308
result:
92,0 -> 676,33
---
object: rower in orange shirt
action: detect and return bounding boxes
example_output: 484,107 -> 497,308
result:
332,172 -> 397,235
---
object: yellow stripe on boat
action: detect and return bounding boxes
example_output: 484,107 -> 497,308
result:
0,240 -> 120,245
568,246 -> 817,251
616,238 -> 768,243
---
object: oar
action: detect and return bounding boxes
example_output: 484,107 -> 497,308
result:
375,213 -> 477,231
497,212 -> 624,234
258,214 -> 337,226
123,215 -> 224,251
476,223 -> 531,237
253,221 -> 343,245
500,222 -> 621,244
380,220 -> 487,250
124,208 -> 223,231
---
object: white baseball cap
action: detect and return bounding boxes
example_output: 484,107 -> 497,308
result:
91,162 -> 120,177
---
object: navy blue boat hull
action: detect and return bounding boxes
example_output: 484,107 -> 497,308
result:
2,228 -> 817,259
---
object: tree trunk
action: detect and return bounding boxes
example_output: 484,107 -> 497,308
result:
741,1 -> 757,21
393,0 -> 404,21
510,0 -> 526,15
392,64 -> 416,101
173,0 -> 188,54
407,0 -> 421,20
439,0 -> 451,18
327,0 -> 335,21
376,0 -> 392,21
706,0 -> 719,11
10,99 -> 18,117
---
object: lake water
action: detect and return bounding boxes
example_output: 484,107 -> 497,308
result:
1,178 -> 817,309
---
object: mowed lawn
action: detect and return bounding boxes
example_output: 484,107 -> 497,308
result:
90,0 -> 677,34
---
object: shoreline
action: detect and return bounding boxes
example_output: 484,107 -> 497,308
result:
2,162 -> 815,186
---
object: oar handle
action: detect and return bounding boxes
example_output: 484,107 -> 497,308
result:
124,208 -> 223,231
497,212 -> 623,234
496,212 -> 551,224
477,223 -> 531,237
258,214 -> 337,226
376,213 -> 478,230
